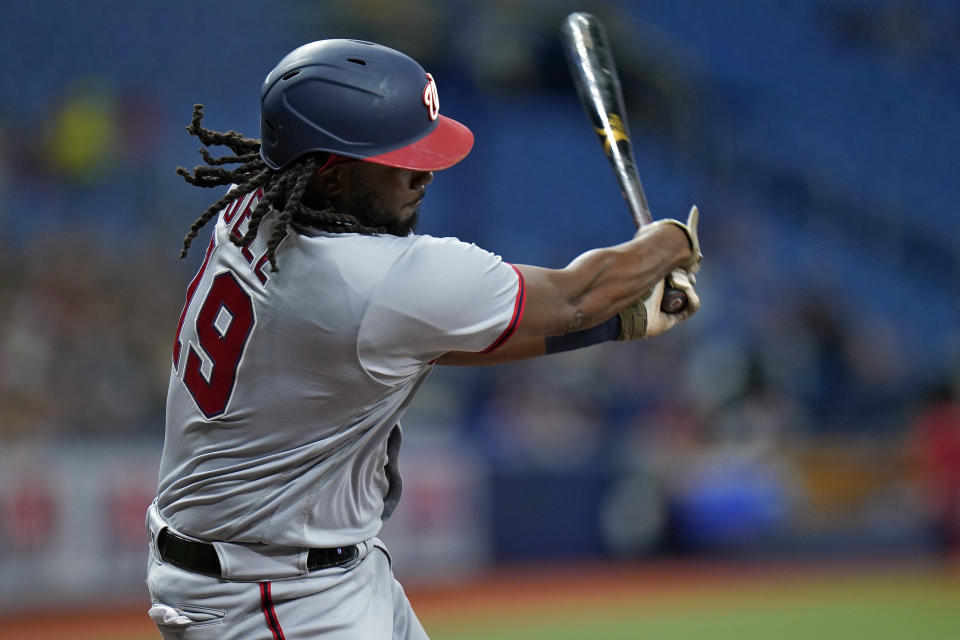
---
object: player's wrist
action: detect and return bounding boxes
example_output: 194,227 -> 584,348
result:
646,206 -> 702,273
544,315 -> 622,354
660,221 -> 695,260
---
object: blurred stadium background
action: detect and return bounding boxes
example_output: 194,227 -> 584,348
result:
1,0 -> 959,637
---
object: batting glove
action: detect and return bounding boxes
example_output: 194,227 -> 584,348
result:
618,268 -> 701,340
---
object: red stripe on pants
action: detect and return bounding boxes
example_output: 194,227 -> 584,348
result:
260,582 -> 287,640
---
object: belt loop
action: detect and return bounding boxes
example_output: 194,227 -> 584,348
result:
156,526 -> 168,558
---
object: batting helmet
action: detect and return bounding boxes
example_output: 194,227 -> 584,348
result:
260,39 -> 474,171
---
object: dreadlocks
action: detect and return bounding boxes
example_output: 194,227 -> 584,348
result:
176,104 -> 386,271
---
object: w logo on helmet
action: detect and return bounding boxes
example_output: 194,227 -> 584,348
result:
422,73 -> 439,121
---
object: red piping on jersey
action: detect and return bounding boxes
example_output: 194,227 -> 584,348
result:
260,582 -> 287,640
480,263 -> 526,354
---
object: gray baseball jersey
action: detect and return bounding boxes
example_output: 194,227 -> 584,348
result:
156,187 -> 524,548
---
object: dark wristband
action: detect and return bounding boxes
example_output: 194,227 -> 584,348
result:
544,315 -> 622,355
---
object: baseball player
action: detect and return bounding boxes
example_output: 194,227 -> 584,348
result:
146,39 -> 702,639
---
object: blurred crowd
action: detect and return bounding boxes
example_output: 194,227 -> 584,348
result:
1,0 -> 958,560
0,232 -> 180,439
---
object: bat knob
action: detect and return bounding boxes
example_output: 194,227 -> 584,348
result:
660,287 -> 688,314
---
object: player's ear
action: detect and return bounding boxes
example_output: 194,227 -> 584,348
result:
305,164 -> 347,205
317,165 -> 345,194
301,165 -> 342,210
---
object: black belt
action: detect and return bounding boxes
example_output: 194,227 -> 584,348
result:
157,528 -> 359,578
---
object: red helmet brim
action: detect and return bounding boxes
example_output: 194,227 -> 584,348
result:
362,115 -> 474,171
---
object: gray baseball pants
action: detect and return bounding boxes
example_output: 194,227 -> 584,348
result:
146,524 -> 428,639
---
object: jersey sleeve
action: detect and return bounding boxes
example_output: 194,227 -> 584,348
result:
358,235 -> 525,382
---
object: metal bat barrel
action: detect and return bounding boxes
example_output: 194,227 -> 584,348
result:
561,12 -> 653,227
561,11 -> 689,314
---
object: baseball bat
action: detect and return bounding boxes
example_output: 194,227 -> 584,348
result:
561,11 -> 688,314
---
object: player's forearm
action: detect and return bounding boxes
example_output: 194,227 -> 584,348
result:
439,225 -> 691,365
524,224 -> 691,336
580,225 -> 692,319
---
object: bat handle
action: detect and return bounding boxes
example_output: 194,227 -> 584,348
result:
661,285 -> 688,314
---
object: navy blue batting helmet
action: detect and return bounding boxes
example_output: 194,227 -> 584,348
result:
260,39 -> 474,171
